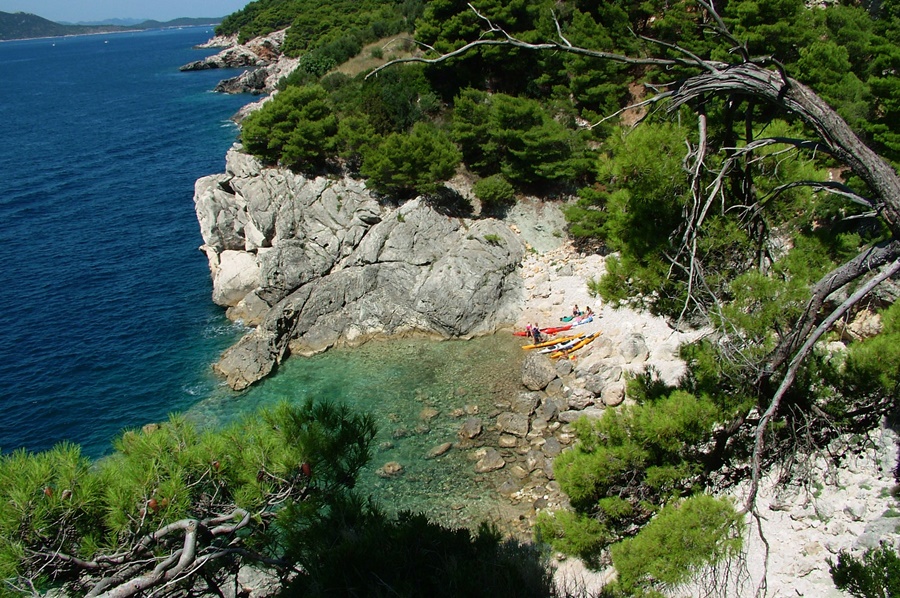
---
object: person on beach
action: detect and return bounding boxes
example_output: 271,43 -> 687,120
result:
532,324 -> 542,343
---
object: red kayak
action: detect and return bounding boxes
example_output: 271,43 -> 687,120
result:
513,323 -> 574,337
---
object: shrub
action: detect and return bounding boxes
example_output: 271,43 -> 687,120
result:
361,122 -> 461,197
609,495 -> 744,594
0,401 -> 377,595
451,89 -> 592,187
241,85 -> 338,171
830,543 -> 900,598
473,175 -> 516,211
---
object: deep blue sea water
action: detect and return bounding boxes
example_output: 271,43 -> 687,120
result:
0,28 -> 528,528
0,28 -> 250,456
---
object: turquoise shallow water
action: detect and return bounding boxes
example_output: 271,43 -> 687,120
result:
187,334 -> 528,529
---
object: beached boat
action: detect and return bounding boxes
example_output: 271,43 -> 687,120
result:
513,323 -> 574,337
521,333 -> 584,350
539,335 -> 585,354
550,331 -> 601,359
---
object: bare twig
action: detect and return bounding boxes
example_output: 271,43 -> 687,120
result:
743,257 -> 900,513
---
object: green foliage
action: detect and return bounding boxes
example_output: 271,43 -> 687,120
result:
609,495 -> 744,594
361,122 -> 461,196
795,40 -> 870,128
336,114 -> 382,169
451,89 -> 592,187
534,509 -> 611,568
474,175 -> 516,211
722,0 -> 816,62
552,390 -> 720,521
565,120 -> 697,313
241,85 -> 338,171
590,120 -> 692,258
830,543 -> 900,598
827,301 -> 900,410
0,401 -> 376,593
0,443 -> 103,582
361,66 -> 440,134
217,0 -> 418,53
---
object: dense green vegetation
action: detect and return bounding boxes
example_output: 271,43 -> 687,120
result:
0,402 -> 555,597
830,543 -> 900,598
216,0 -> 423,59
222,0 -> 900,594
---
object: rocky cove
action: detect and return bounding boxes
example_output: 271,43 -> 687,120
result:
187,33 -> 900,597
193,147 -> 900,596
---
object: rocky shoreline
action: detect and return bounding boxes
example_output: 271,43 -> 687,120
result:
193,148 -> 900,597
187,33 -> 900,596
181,29 -> 299,95
456,239 -> 900,596
195,147 -> 525,390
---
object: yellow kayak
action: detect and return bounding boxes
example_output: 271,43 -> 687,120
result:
550,331 -> 601,359
521,333 -> 584,350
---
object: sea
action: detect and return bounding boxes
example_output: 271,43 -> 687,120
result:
0,27 -> 526,528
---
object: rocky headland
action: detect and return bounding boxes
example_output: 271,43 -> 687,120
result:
181,29 -> 299,94
194,147 -> 524,390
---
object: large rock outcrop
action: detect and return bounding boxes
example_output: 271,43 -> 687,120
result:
181,29 -> 299,94
195,147 -> 525,390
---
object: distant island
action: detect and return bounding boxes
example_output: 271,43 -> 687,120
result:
0,11 -> 222,41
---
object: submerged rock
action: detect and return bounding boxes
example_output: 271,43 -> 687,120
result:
458,417 -> 483,440
376,461 -> 404,478
497,412 -> 529,438
426,442 -> 453,460
475,449 -> 506,473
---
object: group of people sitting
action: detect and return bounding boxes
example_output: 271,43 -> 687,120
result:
572,304 -> 594,321
563,304 -> 594,323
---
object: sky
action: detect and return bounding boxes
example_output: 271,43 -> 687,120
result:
0,1 -> 251,22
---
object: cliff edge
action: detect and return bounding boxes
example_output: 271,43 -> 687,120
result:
195,147 -> 524,390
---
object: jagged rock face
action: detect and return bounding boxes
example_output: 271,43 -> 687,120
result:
180,44 -> 270,71
195,148 -> 525,390
181,29 -> 299,94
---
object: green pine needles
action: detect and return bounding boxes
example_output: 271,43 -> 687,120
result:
0,400 -> 376,597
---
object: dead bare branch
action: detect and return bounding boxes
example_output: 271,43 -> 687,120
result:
764,180 -> 875,209
590,93 -> 672,129
695,0 -> 749,62
366,5 -> 726,81
669,65 -> 900,234
743,257 -> 900,513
